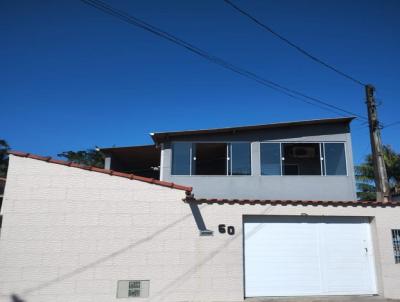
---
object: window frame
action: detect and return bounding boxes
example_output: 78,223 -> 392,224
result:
260,141 -> 348,177
392,229 -> 400,264
170,141 -> 252,176
323,142 -> 348,176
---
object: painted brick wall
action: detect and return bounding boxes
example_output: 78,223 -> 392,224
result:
1,155 -> 400,302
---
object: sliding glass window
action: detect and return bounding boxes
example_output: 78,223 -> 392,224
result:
324,143 -> 347,175
229,143 -> 251,175
260,143 -> 281,175
171,142 -> 191,175
282,143 -> 321,175
193,143 -> 227,175
260,142 -> 347,176
171,142 -> 251,176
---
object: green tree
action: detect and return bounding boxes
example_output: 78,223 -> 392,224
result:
355,145 -> 400,200
57,149 -> 105,168
0,139 -> 10,177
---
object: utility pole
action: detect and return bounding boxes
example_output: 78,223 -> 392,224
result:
365,84 -> 390,202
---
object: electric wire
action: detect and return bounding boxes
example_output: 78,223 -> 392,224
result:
382,121 -> 400,129
224,0 -> 400,129
223,0 -> 366,86
80,0 -> 368,121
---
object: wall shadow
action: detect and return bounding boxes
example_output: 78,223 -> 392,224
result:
6,202 -> 276,302
13,204 -> 207,299
11,294 -> 25,302
150,205 -> 276,301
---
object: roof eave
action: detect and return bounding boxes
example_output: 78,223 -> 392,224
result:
151,117 -> 355,143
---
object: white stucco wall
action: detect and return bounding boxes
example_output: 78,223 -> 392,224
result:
1,155 -> 400,302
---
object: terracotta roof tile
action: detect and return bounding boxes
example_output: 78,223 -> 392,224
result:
9,151 -> 398,207
184,197 -> 399,207
8,151 -> 192,192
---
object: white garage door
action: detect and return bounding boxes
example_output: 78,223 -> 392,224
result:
244,216 -> 377,297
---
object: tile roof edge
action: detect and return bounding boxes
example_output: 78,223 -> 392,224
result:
183,197 -> 399,207
8,151 -> 192,192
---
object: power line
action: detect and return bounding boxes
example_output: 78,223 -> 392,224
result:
351,124 -> 369,132
80,0 -> 368,120
382,121 -> 400,129
223,0 -> 366,87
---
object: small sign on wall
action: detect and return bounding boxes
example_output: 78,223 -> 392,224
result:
117,280 -> 149,298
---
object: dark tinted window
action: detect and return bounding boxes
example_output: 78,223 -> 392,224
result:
261,143 -> 281,175
282,143 -> 321,175
230,143 -> 251,175
324,143 -> 347,175
171,143 -> 191,175
194,143 -> 227,175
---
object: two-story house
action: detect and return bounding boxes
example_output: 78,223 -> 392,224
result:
1,117 -> 400,302
102,117 -> 356,201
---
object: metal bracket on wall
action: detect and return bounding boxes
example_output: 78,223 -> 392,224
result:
199,229 -> 214,236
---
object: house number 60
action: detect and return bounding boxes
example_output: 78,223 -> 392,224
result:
218,224 -> 235,235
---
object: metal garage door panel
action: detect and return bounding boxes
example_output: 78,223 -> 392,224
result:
244,216 -> 323,297
320,218 -> 376,294
244,216 -> 376,297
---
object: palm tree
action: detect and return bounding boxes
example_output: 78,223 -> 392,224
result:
355,145 -> 400,200
0,139 -> 10,177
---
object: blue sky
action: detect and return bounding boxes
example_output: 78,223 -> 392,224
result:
1,0 -> 399,164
